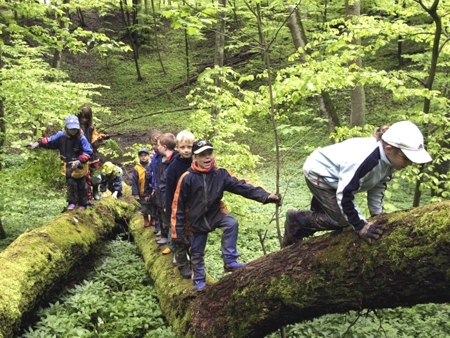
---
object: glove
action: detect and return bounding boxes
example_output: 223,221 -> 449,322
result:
70,160 -> 81,169
357,220 -> 385,244
27,142 -> 39,150
264,193 -> 282,206
112,191 -> 118,199
102,192 -> 108,198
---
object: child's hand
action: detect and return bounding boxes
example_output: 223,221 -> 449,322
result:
27,142 -> 39,150
264,193 -> 282,206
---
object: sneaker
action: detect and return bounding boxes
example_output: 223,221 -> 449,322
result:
193,280 -> 206,292
93,192 -> 100,201
87,200 -> 94,207
224,262 -> 246,272
78,206 -> 86,210
156,237 -> 168,245
144,219 -> 150,227
155,230 -> 162,237
179,265 -> 191,279
162,247 -> 171,254
68,204 -> 76,210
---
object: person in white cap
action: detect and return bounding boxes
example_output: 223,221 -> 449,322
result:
282,120 -> 432,247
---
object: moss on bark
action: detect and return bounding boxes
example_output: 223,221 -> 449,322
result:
0,196 -> 135,338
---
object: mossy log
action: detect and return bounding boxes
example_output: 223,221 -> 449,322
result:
131,201 -> 450,338
0,195 -> 136,338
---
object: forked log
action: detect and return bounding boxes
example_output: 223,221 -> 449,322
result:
131,201 -> 450,338
0,197 -> 135,338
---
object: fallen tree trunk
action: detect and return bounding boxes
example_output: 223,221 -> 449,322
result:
0,197 -> 135,338
131,200 -> 450,338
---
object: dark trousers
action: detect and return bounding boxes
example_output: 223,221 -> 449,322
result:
67,177 -> 88,206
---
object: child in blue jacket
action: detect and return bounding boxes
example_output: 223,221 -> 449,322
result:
27,115 -> 93,210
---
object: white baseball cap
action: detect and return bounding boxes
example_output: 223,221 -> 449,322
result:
381,121 -> 432,164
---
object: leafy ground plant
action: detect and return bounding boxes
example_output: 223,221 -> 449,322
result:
22,239 -> 177,338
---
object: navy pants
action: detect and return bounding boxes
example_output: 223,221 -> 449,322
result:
190,215 -> 239,282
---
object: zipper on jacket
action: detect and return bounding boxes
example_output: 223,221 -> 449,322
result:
202,174 -> 212,231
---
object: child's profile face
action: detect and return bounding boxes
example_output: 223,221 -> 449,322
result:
139,153 -> 149,162
195,150 -> 213,170
178,139 -> 193,159
151,140 -> 159,153
157,141 -> 167,155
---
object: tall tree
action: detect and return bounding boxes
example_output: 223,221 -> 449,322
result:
345,0 -> 366,127
286,4 -> 340,132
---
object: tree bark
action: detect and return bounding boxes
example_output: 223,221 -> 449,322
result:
131,200 -> 450,337
0,197 -> 136,338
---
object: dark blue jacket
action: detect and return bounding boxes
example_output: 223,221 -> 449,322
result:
40,131 -> 92,163
171,163 -> 271,236
164,153 -> 192,223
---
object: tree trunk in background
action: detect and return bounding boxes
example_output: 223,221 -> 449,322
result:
211,0 -> 226,133
345,0 -> 365,127
131,201 -> 450,338
52,0 -> 70,70
120,0 -> 143,80
413,0 -> 442,206
150,0 -> 167,74
286,5 -> 340,133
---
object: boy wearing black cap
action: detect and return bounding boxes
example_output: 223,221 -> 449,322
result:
171,139 -> 281,292
132,148 -> 152,227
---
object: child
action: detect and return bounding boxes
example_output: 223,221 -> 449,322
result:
77,104 -> 109,203
154,133 -> 177,246
164,130 -> 195,276
100,161 -> 123,199
145,131 -> 162,233
27,115 -> 93,210
171,140 -> 281,291
132,148 -> 151,227
283,120 -> 432,247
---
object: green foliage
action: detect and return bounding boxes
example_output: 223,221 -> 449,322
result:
0,153 -> 66,251
22,239 -> 176,338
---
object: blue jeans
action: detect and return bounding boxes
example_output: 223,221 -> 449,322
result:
190,215 -> 239,282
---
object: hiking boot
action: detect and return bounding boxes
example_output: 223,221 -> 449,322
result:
179,265 -> 191,279
282,210 -> 315,247
156,237 -> 168,245
224,262 -> 246,272
193,280 -> 206,292
78,206 -> 86,210
68,204 -> 76,210
162,247 -> 171,254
